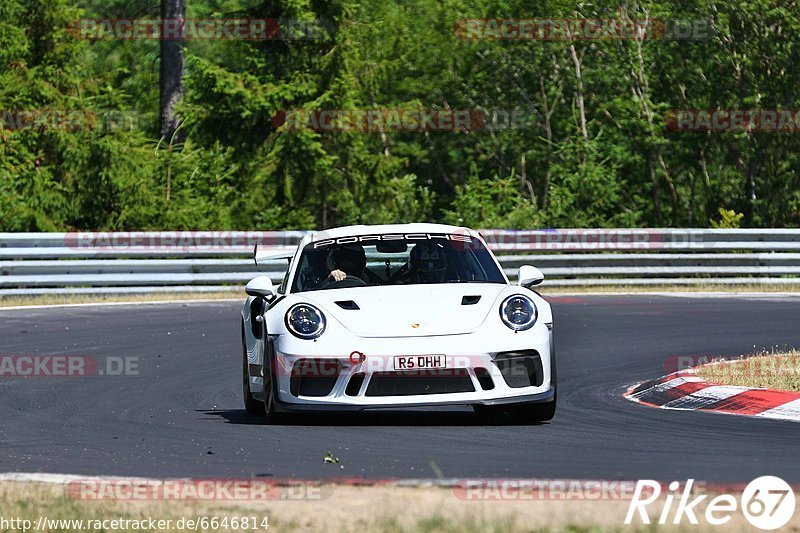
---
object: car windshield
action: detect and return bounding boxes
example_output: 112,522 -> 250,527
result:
290,234 -> 505,292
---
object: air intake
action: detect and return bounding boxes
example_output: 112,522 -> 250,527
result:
494,351 -> 544,388
461,295 -> 481,305
290,360 -> 343,397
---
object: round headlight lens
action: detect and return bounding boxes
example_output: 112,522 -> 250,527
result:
500,295 -> 537,331
285,304 -> 326,339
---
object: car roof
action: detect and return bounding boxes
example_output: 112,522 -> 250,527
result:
299,223 -> 480,246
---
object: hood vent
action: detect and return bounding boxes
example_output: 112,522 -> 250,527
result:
461,295 -> 481,305
335,300 -> 360,310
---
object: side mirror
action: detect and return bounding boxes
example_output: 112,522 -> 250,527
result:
518,265 -> 544,288
245,276 -> 275,299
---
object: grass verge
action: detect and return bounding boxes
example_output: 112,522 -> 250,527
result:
0,291 -> 242,308
696,350 -> 800,391
0,481 -> 773,532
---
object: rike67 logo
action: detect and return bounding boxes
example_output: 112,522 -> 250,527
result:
625,476 -> 795,530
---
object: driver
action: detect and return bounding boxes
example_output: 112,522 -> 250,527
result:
409,242 -> 448,283
325,244 -> 367,283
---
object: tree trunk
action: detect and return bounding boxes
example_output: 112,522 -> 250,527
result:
745,156 -> 758,227
159,0 -> 185,143
648,155 -> 663,226
567,41 -> 589,146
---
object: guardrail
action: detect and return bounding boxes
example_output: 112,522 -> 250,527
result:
1,229 -> 800,295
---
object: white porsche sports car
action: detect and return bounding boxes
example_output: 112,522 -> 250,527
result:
241,223 -> 556,423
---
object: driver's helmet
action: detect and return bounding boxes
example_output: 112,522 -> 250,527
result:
409,242 -> 447,282
325,244 -> 366,276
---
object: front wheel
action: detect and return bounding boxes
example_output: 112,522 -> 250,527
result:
260,340 -> 287,424
510,396 -> 556,423
512,339 -> 558,423
242,324 -> 265,415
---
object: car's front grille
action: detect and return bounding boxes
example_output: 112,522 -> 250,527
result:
365,369 -> 475,396
474,367 -> 495,390
290,359 -> 343,397
345,372 -> 366,396
494,351 -> 543,388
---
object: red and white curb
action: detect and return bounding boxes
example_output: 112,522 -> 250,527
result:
625,369 -> 800,422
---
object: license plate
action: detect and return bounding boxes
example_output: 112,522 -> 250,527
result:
393,355 -> 446,370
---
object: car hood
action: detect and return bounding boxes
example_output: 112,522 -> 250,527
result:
302,284 -> 508,337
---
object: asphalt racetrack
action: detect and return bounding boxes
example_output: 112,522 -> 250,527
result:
1,294 -> 799,482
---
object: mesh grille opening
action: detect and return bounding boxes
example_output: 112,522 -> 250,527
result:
366,369 -> 474,396
345,373 -> 366,396
494,351 -> 543,388
475,367 -> 494,390
290,359 -> 342,397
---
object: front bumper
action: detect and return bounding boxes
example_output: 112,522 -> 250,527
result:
273,387 -> 556,412
254,325 -> 555,412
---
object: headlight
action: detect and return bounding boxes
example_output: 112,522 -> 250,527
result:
499,295 -> 537,331
285,303 -> 326,339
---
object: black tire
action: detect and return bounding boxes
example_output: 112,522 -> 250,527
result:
242,324 -> 265,415
510,397 -> 556,424
488,342 -> 558,424
261,339 -> 285,424
512,344 -> 557,423
473,400 -> 555,423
